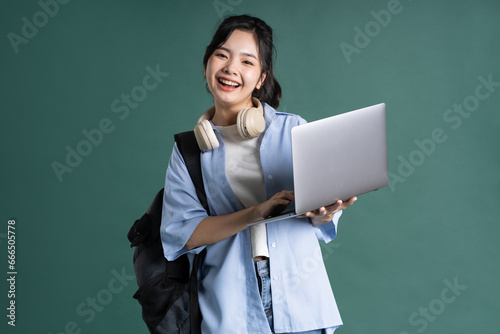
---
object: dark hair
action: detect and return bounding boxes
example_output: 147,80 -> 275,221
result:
203,15 -> 281,109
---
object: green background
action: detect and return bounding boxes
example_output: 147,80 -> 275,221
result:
1,0 -> 499,333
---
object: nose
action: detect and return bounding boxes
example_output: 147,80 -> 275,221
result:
223,58 -> 238,75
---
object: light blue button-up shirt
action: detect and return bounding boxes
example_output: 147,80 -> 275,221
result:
161,103 -> 343,334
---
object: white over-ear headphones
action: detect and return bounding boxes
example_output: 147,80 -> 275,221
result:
194,98 -> 266,151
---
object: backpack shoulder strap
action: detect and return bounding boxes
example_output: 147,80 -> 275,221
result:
174,130 -> 206,334
174,131 -> 209,213
127,132 -> 208,248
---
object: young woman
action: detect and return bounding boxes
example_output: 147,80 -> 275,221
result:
161,15 -> 356,334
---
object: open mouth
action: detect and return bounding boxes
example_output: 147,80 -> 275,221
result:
218,78 -> 240,88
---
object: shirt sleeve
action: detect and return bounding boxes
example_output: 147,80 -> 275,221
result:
314,210 -> 342,243
160,143 -> 209,261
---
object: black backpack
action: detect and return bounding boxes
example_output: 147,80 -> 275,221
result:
127,131 -> 208,334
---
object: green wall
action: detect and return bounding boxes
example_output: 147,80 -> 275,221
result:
1,0 -> 499,333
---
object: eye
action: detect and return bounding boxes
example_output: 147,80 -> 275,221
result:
243,60 -> 254,66
215,53 -> 228,59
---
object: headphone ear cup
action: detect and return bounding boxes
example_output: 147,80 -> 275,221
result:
194,119 -> 219,151
236,108 -> 249,139
237,107 -> 266,139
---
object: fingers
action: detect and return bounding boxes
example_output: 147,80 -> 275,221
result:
323,201 -> 342,212
303,207 -> 332,218
303,197 -> 358,219
271,190 -> 294,201
344,196 -> 357,206
325,197 -> 357,211
268,190 -> 294,207
270,190 -> 294,210
255,190 -> 295,219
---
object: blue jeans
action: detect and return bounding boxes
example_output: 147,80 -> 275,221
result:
255,259 -> 273,329
255,259 -> 337,334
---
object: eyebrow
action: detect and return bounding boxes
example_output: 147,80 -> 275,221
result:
217,46 -> 258,60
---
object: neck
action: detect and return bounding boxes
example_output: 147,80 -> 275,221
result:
211,98 -> 254,126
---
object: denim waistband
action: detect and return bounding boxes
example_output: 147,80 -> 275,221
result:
254,259 -> 270,273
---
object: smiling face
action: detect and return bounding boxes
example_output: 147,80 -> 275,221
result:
204,29 -> 266,120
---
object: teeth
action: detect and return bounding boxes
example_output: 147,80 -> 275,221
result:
219,78 -> 239,87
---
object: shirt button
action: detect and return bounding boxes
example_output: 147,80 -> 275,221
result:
271,242 -> 277,248
273,276 -> 279,281
268,175 -> 273,180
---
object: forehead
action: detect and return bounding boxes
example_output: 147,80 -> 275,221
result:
219,29 -> 260,56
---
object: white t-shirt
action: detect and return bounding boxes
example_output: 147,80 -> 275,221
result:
216,124 -> 269,258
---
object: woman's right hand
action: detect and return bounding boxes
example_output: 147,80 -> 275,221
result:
187,190 -> 295,249
253,190 -> 295,219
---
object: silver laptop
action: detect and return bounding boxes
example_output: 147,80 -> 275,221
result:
248,103 -> 388,226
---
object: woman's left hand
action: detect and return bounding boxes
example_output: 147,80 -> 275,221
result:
302,197 -> 357,226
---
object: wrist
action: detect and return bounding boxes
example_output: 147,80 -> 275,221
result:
311,216 -> 331,227
248,205 -> 264,222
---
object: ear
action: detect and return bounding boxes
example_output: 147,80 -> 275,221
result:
256,72 -> 267,90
